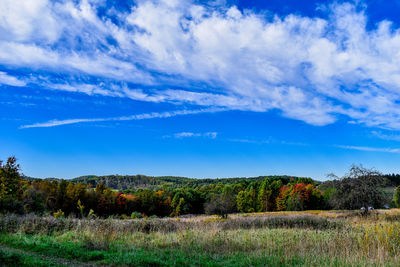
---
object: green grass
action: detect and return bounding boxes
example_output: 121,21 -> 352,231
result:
1,210 -> 400,266
0,232 -> 380,267
0,246 -> 64,266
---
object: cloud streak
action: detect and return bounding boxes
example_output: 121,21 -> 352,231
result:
371,131 -> 400,142
20,108 -> 225,129
165,132 -> 218,139
0,72 -> 26,87
336,145 -> 400,153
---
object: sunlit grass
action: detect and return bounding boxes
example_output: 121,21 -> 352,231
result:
1,210 -> 400,266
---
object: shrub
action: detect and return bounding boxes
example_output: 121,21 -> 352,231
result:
88,209 -> 97,219
0,198 -> 24,215
53,209 -> 65,219
130,211 -> 143,219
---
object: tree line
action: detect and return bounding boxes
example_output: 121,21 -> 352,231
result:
1,157 -> 399,218
25,173 -> 310,190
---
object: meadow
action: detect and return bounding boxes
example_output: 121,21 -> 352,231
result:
1,209 -> 400,266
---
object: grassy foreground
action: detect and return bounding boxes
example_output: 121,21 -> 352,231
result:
0,210 -> 400,266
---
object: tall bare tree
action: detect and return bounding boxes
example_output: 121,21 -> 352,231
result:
328,165 -> 385,214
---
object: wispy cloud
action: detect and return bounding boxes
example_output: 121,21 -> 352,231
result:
228,138 -> 308,146
20,108 -> 225,129
0,72 -> 26,87
336,145 -> 400,153
371,131 -> 400,142
166,132 -> 218,139
4,1 -> 400,128
228,138 -> 271,145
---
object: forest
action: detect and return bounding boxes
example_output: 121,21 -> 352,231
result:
2,156 -> 400,218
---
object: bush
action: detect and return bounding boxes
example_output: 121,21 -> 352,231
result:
120,214 -> 129,219
130,211 -> 143,219
0,198 -> 24,215
53,209 -> 65,219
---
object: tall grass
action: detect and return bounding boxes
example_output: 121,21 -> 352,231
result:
0,213 -> 343,234
1,210 -> 400,266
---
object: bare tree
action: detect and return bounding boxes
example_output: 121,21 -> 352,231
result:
205,193 -> 236,218
328,165 -> 385,214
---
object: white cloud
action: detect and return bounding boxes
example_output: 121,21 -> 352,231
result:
228,137 -> 308,146
19,108 -> 225,129
20,118 -> 105,128
0,0 -> 59,42
164,131 -> 218,139
336,145 -> 400,153
229,138 -> 271,144
371,131 -> 400,142
204,132 -> 218,139
174,132 -> 199,138
0,42 -> 152,83
4,1 -> 400,129
0,72 -> 26,87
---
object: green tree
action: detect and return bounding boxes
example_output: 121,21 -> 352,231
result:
205,185 -> 236,218
236,190 -> 248,212
236,186 -> 258,213
257,179 -> 283,212
0,156 -> 21,199
394,185 -> 400,208
247,186 -> 257,212
22,187 -> 44,214
0,157 -> 24,214
257,179 -> 270,212
171,197 -> 186,217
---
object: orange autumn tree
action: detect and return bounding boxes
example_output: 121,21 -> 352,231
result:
276,183 -> 323,211
276,185 -> 291,211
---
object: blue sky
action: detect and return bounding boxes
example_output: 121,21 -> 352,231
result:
1,0 -> 400,180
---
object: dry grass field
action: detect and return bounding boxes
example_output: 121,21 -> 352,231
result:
0,209 -> 400,266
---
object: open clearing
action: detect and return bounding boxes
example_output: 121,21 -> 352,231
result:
1,209 -> 400,266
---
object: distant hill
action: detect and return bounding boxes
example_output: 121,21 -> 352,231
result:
71,175 -> 311,190
22,174 -> 316,190
21,175 -> 61,182
22,172 -> 400,191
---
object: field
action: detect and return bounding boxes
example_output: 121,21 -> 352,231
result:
0,210 -> 400,266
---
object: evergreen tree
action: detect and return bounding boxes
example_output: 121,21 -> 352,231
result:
0,156 -> 21,199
